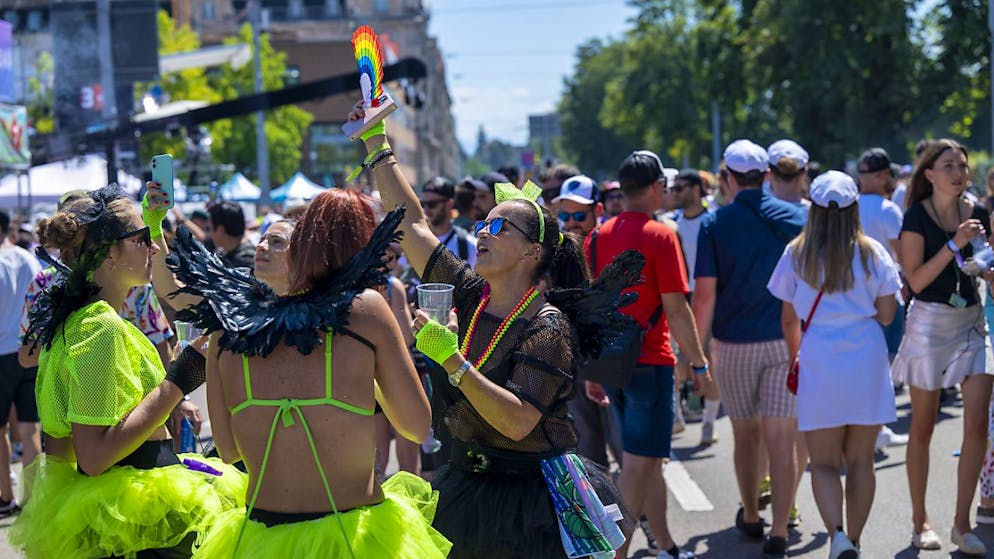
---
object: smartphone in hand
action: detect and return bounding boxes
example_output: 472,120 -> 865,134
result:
151,154 -> 175,210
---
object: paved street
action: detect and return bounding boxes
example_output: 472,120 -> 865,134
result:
0,388 -> 987,558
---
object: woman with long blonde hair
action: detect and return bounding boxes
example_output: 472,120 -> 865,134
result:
768,171 -> 900,559
892,139 -> 993,555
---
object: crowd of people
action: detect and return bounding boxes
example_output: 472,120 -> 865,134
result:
1,99 -> 994,559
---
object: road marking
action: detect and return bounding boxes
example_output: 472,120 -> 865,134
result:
664,458 -> 714,511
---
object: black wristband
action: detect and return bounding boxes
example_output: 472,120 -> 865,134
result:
164,344 -> 207,395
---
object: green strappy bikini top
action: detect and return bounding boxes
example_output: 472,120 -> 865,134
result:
230,329 -> 376,558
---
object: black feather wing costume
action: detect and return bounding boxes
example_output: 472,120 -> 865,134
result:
166,207 -> 405,357
544,249 -> 645,361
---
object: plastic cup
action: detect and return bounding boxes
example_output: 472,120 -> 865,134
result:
417,283 -> 454,325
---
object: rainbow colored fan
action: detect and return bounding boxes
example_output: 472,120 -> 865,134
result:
342,25 -> 398,141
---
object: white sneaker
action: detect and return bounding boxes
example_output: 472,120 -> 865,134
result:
829,530 -> 858,559
875,426 -> 909,452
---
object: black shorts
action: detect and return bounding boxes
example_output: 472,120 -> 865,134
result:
0,352 -> 39,425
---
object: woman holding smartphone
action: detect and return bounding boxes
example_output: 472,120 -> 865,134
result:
892,139 -> 993,555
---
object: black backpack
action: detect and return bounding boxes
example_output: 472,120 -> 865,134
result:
577,229 -> 662,388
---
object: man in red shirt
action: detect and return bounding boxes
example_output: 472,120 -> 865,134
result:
585,150 -> 710,559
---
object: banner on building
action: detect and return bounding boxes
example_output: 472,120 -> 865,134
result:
0,104 -> 30,168
0,21 -> 13,102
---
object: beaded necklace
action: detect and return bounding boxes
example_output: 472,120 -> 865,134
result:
460,286 -> 539,369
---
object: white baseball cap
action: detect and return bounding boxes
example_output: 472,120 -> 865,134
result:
809,170 -> 858,209
723,139 -> 769,173
768,139 -> 809,167
553,175 -> 598,205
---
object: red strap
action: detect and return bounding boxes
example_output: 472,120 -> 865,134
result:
801,289 -> 825,333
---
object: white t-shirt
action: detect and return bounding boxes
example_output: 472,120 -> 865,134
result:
891,183 -> 907,210
0,245 -> 42,355
676,211 -> 706,291
767,239 -> 901,431
859,193 -> 903,260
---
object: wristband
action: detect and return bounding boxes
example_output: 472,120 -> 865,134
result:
947,239 -> 965,267
345,142 -> 392,183
359,120 -> 386,142
691,364 -> 709,375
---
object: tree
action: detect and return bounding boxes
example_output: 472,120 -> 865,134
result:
208,24 -> 313,187
138,11 -> 221,164
559,39 -> 633,177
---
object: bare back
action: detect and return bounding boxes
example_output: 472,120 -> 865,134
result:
215,298 -> 385,514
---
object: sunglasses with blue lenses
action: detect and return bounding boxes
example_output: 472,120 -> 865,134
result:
558,210 -> 591,223
473,217 -> 533,240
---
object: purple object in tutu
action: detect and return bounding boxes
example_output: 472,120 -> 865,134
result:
183,458 -> 223,476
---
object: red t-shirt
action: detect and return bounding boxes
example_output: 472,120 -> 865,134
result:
584,212 -> 689,366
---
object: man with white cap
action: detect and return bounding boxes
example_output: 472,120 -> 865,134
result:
692,139 -> 807,558
768,139 -> 812,214
553,175 -> 603,239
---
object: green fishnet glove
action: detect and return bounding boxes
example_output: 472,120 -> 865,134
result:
141,194 -> 168,240
360,119 -> 386,142
415,319 -> 459,366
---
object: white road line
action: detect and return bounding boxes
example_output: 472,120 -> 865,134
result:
664,458 -> 714,512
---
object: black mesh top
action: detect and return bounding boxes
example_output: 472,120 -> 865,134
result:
422,244 -> 579,454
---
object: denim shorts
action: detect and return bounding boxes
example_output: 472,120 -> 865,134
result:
605,365 -> 675,458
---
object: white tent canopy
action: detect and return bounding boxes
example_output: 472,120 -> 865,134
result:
0,155 -> 144,208
270,172 -> 326,202
218,172 -> 261,202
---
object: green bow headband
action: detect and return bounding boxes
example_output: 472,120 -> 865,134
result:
494,180 -> 563,245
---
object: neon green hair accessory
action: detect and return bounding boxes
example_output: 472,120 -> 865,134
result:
558,232 -> 564,245
494,180 -> 546,243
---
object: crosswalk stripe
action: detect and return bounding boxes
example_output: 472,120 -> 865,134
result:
664,458 -> 714,512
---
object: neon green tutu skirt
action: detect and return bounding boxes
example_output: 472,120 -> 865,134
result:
10,454 -> 247,559
193,472 -> 452,558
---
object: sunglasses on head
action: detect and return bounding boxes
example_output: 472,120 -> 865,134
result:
117,226 -> 152,248
473,217 -> 532,240
558,210 -> 591,223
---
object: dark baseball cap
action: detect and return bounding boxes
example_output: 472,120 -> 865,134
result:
618,150 -> 664,189
858,148 -> 892,174
479,171 -> 509,194
421,177 -> 455,199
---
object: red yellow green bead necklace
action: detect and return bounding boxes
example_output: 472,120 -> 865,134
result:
460,286 -> 539,369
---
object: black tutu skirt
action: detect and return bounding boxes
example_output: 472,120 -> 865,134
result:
431,444 -> 631,559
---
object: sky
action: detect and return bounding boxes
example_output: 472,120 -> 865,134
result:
426,0 -> 638,153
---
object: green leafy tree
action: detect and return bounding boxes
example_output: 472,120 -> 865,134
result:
138,11 -> 221,163
559,39 -> 633,177
208,24 -> 313,187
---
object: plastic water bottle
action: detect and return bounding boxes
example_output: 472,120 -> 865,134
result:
180,417 -> 197,453
962,236 -> 994,276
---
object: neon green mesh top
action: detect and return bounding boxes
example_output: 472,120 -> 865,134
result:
36,300 -> 165,439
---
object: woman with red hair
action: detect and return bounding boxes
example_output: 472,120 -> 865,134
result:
168,188 -> 451,558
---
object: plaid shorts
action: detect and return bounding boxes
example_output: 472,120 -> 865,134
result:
711,339 -> 795,419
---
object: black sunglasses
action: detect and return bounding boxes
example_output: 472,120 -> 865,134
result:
604,192 -> 624,201
473,217 -> 532,240
118,226 -> 152,248
420,199 -> 446,210
558,210 -> 591,223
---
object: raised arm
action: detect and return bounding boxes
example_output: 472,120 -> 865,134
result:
143,182 -> 204,311
349,105 -> 440,276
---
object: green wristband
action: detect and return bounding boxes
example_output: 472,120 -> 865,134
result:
360,120 -> 386,142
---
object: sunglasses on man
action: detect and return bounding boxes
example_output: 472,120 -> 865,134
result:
558,210 -> 591,223
420,199 -> 447,210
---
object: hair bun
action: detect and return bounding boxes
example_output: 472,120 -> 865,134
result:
37,212 -> 83,251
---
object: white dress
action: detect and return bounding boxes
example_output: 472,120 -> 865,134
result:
767,239 -> 901,431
